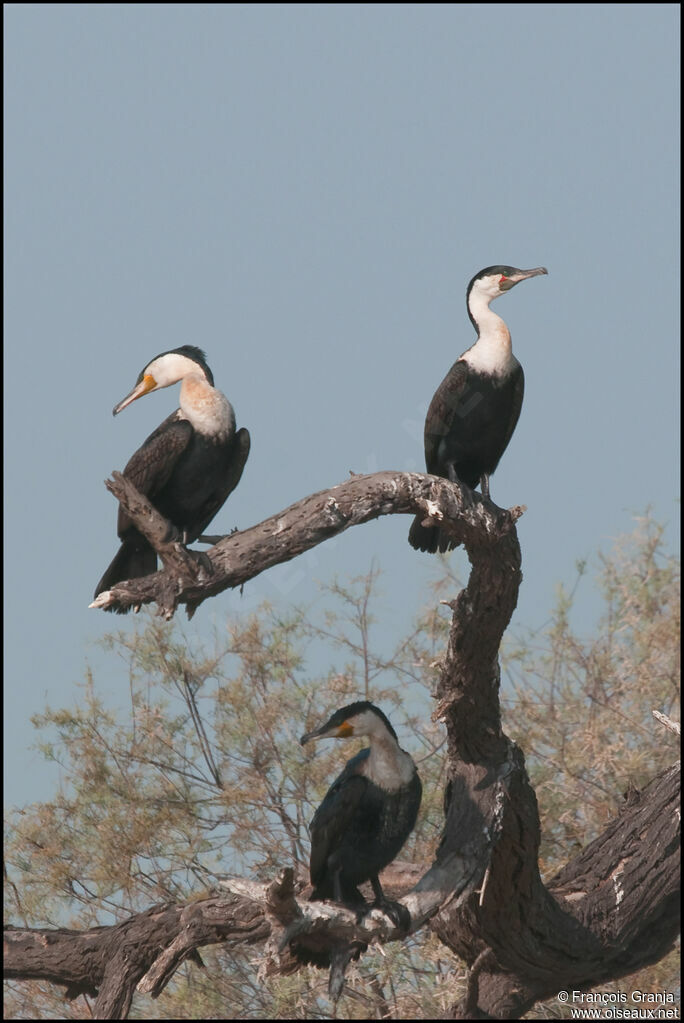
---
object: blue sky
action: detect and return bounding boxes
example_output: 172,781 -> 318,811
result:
4,4 -> 679,807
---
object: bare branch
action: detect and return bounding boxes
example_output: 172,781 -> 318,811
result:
90,470 -> 523,618
4,760 -> 678,1019
652,709 -> 681,736
8,474 -> 680,1018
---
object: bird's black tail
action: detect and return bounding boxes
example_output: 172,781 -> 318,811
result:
408,515 -> 457,554
94,541 -> 158,613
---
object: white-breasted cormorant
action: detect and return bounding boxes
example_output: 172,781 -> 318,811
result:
408,264 -> 547,553
300,701 -> 422,928
94,345 -> 250,611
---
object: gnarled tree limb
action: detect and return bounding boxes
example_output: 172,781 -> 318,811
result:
8,476 -> 680,1018
90,470 -> 524,618
4,768 -> 678,1018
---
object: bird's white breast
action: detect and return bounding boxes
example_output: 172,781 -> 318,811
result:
180,376 -> 235,439
365,742 -> 416,791
461,340 -> 519,378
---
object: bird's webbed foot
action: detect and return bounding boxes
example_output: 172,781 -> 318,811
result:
366,877 -> 411,931
369,897 -> 411,932
353,901 -> 371,925
163,521 -> 183,545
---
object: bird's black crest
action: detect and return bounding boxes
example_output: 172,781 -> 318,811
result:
140,345 -> 215,385
322,701 -> 398,742
467,265 -> 518,294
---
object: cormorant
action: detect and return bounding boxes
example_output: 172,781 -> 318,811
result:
408,264 -> 547,553
300,701 -> 422,929
94,345 -> 250,611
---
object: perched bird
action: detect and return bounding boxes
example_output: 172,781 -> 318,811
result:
408,264 -> 547,553
300,701 -> 422,929
94,345 -> 250,611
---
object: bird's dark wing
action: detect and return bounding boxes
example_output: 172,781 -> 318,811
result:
191,426 -> 251,538
228,427 -> 251,492
499,365 -> 524,455
309,755 -> 370,890
117,412 -> 193,536
423,360 -> 470,474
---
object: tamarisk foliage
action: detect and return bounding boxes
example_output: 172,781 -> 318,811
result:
5,475 -> 680,1018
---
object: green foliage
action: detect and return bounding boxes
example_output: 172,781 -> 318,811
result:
4,516 -> 680,1018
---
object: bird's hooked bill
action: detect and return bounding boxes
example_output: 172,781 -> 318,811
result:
512,266 -> 548,279
112,374 -> 157,416
300,724 -> 329,746
500,266 -> 548,290
300,720 -> 353,745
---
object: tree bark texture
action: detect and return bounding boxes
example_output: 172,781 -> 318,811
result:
90,470 -> 523,618
7,472 -> 680,1018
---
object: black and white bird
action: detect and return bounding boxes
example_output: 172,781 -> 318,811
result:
94,345 -> 250,611
408,264 -> 547,553
300,701 -> 422,928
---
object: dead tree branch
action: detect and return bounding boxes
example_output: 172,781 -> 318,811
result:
7,476 -> 680,1017
90,470 -> 523,618
652,709 -> 680,736
4,766 -> 678,1018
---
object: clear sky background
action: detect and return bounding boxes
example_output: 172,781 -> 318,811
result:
4,5 -> 679,809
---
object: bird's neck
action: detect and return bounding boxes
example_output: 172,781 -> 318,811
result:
179,374 -> 235,439
464,294 -> 516,377
365,733 -> 414,791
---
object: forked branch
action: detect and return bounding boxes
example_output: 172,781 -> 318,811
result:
7,477 -> 679,1018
